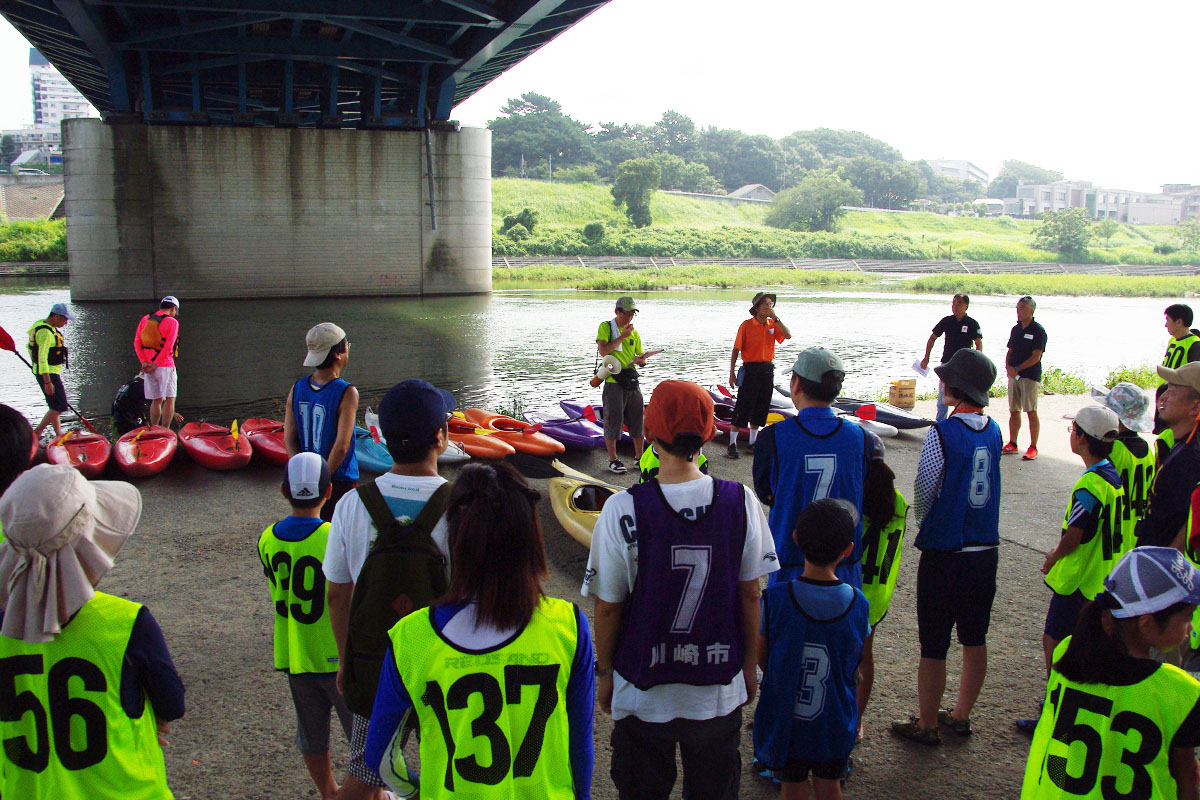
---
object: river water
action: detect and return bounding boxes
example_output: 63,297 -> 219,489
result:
0,279 -> 1172,426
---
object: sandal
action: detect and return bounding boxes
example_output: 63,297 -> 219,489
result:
938,708 -> 972,736
891,717 -> 940,745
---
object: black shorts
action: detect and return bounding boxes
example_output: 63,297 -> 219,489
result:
732,362 -> 775,428
322,479 -> 359,523
916,547 -> 998,659
771,757 -> 849,783
1044,590 -> 1088,641
39,373 -> 68,412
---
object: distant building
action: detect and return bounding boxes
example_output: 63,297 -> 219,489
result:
728,183 -> 776,201
2,127 -> 62,154
30,49 -> 97,129
926,159 -> 989,186
1014,179 -> 1183,225
1163,185 -> 1200,220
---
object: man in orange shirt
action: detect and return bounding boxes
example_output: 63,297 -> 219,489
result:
727,292 -> 791,459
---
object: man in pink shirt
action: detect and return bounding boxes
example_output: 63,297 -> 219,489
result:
134,295 -> 181,428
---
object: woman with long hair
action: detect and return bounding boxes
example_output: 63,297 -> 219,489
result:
365,461 -> 595,799
1022,546 -> 1200,799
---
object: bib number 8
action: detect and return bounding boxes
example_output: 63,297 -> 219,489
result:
968,446 -> 992,509
0,655 -> 108,773
421,664 -> 560,791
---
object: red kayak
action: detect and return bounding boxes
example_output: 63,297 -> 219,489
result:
46,430 -> 111,479
179,422 -> 252,470
242,418 -> 288,466
114,426 -> 178,478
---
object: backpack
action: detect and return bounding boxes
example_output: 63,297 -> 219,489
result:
341,480 -> 451,717
111,375 -> 149,434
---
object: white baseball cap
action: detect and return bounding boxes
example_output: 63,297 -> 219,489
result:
161,295 -> 180,308
303,323 -> 347,367
1106,547 -> 1200,618
1074,406 -> 1119,442
285,452 -> 330,501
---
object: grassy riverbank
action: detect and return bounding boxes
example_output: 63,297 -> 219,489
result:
494,264 -> 1200,297
0,219 -> 66,262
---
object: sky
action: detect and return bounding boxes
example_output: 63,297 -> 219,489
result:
2,0 -> 1197,193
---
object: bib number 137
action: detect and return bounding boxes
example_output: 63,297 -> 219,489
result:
421,664 -> 559,791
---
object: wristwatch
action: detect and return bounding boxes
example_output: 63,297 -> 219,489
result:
594,664 -> 613,677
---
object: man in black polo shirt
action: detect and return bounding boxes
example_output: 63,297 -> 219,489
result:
1004,295 -> 1048,460
920,293 -> 983,421
1138,362 -> 1200,550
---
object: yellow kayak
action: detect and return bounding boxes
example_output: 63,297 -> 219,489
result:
547,459 -> 623,549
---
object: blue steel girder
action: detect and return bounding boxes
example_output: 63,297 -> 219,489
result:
0,0 -> 610,126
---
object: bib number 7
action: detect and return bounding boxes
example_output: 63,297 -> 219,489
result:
421,664 -> 560,791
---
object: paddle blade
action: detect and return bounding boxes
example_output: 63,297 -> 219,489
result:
505,452 -> 564,480
231,419 -> 239,440
855,404 -> 877,421
581,405 -> 598,423
716,385 -> 733,398
523,423 -> 544,435
0,325 -> 15,353
131,429 -> 145,444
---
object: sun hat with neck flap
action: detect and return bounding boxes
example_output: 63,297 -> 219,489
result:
0,464 -> 142,643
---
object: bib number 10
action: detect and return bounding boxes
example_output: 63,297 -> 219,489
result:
421,664 -> 560,791
0,655 -> 108,773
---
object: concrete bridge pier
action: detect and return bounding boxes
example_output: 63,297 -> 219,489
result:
62,118 -> 491,301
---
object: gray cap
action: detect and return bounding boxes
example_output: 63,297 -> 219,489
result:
1105,547 -> 1200,619
752,292 -> 777,308
1074,406 -> 1119,442
49,302 -> 73,321
615,296 -> 638,312
934,348 -> 997,407
792,347 -> 844,382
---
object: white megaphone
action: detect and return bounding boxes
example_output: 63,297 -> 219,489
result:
590,355 -> 623,388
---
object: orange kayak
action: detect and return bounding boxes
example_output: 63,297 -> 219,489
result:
462,409 -> 566,457
114,426 -> 178,478
46,430 -> 111,479
242,418 -> 288,466
447,417 -> 515,459
179,422 -> 252,470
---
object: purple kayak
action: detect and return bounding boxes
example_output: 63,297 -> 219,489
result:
524,409 -> 607,449
559,400 -> 633,443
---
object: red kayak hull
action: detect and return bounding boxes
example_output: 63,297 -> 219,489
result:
179,422 -> 253,470
46,431 -> 111,479
114,426 -> 178,478
242,418 -> 288,466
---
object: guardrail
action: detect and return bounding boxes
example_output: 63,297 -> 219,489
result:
492,256 -> 1200,276
0,261 -> 68,277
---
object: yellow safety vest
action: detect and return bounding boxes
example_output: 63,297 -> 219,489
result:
1162,333 -> 1200,372
861,490 -> 908,627
1022,637 -> 1200,799
390,597 -> 579,800
1045,468 -> 1124,599
258,520 -> 340,674
1108,437 -> 1154,554
0,592 -> 172,799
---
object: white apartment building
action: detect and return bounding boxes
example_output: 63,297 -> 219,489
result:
30,49 -> 97,129
1014,179 -> 1184,224
926,159 -> 989,186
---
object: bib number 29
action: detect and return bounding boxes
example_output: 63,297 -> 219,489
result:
0,655 -> 108,773
421,664 -> 559,790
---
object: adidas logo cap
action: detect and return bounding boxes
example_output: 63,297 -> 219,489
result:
286,452 -> 330,502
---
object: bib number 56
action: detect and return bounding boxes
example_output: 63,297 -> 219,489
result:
0,655 -> 108,773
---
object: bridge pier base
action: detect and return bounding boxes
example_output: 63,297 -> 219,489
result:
62,118 -> 492,301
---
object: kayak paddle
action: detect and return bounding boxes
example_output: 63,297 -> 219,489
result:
524,405 -> 598,435
0,323 -> 102,435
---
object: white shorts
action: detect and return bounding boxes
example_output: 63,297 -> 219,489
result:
143,366 -> 178,400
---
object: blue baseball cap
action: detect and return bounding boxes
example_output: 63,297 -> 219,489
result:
49,302 -> 74,321
1105,547 -> 1200,618
378,379 -> 457,447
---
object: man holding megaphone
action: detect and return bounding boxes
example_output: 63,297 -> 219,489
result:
596,296 -> 660,474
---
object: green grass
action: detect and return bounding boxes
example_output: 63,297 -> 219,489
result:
1041,366 -> 1089,395
0,219 -> 66,262
1103,364 -> 1159,389
494,264 -> 1200,298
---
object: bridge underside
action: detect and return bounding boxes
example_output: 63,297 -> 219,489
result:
2,0 -> 607,128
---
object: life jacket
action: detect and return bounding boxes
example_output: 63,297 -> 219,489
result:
139,312 -> 179,359
27,321 -> 67,372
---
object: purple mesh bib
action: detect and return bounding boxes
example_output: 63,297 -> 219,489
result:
614,479 -> 748,690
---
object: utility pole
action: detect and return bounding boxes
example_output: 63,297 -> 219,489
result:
519,153 -> 526,179
548,153 -> 553,182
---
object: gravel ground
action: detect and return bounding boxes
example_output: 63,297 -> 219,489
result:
98,393 -> 1095,799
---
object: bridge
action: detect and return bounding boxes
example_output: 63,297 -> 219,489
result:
0,0 -> 609,300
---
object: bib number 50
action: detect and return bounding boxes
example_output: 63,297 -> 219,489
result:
0,655 -> 108,773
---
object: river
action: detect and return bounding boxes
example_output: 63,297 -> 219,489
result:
0,279 -> 1170,425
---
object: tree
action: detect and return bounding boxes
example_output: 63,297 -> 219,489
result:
0,135 -> 16,168
1175,218 -> 1200,252
653,154 -> 722,194
500,208 -> 538,235
764,170 -> 864,232
1033,208 -> 1092,257
840,157 -> 922,209
651,110 -> 699,160
487,92 -> 595,176
611,158 -> 661,228
593,121 -> 655,179
782,128 -> 904,165
987,159 -> 1064,198
1093,218 -> 1121,247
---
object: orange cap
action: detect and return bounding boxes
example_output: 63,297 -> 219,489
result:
644,380 -> 716,445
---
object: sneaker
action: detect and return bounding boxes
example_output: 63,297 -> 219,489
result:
1002,442 -> 1019,454
726,443 -> 740,459
938,708 -> 972,736
891,717 -> 940,745
1022,446 -> 1039,461
1015,718 -> 1038,735
856,724 -> 864,743
608,459 -> 627,474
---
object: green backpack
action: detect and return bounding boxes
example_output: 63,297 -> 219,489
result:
341,480 -> 451,717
